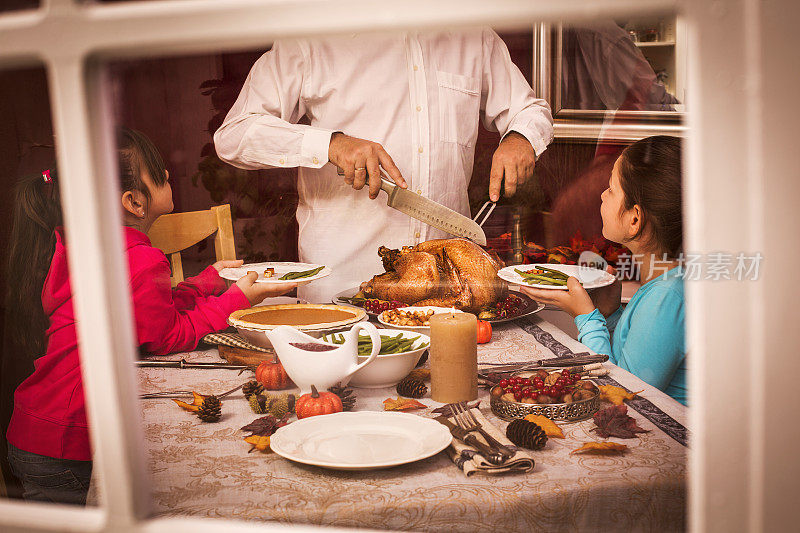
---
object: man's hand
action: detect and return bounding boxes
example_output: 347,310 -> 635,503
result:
328,133 -> 406,199
489,131 -> 536,202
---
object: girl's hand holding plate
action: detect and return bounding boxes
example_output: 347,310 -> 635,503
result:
236,272 -> 297,305
520,276 -> 595,318
213,259 -> 244,272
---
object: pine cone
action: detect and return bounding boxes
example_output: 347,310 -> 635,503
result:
328,383 -> 356,411
197,395 -> 222,423
506,419 -> 547,450
242,380 -> 264,398
248,394 -> 265,414
396,377 -> 427,399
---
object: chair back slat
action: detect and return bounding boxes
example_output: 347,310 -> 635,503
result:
148,210 -> 218,254
147,204 -> 236,286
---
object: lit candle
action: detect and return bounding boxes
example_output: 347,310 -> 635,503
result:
429,312 -> 477,403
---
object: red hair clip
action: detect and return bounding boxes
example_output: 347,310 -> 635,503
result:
42,169 -> 52,183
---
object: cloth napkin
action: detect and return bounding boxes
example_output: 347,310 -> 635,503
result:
200,332 -> 272,353
445,408 -> 535,476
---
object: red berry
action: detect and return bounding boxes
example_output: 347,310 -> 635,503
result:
512,385 -> 522,393
514,392 -> 523,402
531,392 -> 540,400
498,379 -> 509,388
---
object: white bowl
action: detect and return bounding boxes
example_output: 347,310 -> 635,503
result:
321,329 -> 430,389
377,306 -> 466,335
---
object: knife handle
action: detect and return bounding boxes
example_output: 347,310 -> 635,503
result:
463,434 -> 505,464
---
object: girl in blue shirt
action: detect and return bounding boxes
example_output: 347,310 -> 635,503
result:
522,136 -> 687,405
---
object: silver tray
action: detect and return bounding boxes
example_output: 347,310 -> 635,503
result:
490,389 -> 601,422
332,287 -> 544,325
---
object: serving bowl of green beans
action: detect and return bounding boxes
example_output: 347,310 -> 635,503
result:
321,329 -> 430,388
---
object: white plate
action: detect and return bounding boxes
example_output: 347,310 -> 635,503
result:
219,262 -> 331,285
377,306 -> 465,334
269,411 -> 451,470
498,263 -> 616,290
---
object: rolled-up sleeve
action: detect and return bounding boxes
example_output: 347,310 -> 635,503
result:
480,29 -> 554,158
213,39 -> 334,170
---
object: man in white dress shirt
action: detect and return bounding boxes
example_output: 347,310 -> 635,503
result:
214,29 -> 554,303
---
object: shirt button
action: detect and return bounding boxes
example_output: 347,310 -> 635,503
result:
413,65 -> 418,71
312,156 -> 319,164
279,158 -> 285,165
416,189 -> 422,195
415,232 -> 420,238
418,146 -> 424,153
416,105 -> 422,112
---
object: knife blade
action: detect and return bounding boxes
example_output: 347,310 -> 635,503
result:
433,416 -> 503,462
378,177 -> 487,246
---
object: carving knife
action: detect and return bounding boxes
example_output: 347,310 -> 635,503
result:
377,176 -> 487,245
338,166 -> 487,245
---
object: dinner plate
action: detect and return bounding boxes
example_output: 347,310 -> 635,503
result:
497,263 -> 616,290
219,262 -> 331,285
333,287 -> 544,324
269,411 -> 452,470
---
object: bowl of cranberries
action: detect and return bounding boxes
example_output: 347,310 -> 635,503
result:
489,369 -> 601,421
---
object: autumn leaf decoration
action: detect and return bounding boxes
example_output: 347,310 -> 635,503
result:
240,415 -> 289,453
598,385 -> 643,406
571,442 -> 628,455
592,404 -> 649,439
173,392 -> 206,412
524,414 -> 565,438
383,397 -> 427,411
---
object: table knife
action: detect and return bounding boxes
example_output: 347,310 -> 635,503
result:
376,176 -> 487,245
433,416 -> 504,464
135,359 -> 249,370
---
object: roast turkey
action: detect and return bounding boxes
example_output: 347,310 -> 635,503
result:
360,238 -> 507,312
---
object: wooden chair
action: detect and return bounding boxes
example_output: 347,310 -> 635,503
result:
147,204 -> 236,286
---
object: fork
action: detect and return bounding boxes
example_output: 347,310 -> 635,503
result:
453,402 -> 515,459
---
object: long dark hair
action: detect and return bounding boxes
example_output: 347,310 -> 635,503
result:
618,135 -> 683,258
5,127 -> 167,360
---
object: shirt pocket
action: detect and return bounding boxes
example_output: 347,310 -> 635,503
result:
436,71 -> 480,148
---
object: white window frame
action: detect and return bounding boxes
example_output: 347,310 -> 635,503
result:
1,0 -> 798,532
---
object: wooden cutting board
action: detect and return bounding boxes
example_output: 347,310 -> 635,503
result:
218,344 -> 276,368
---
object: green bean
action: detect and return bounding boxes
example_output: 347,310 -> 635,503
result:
515,270 -> 568,285
279,265 -> 325,280
525,274 -> 568,285
536,266 -> 570,279
515,268 -> 570,284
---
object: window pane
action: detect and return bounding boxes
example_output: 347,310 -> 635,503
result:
0,65 -> 98,508
557,16 -> 686,113
100,24 -> 686,529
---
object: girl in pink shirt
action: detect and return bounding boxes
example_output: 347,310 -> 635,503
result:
5,128 -> 293,505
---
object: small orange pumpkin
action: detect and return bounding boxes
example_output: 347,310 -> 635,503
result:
295,385 -> 343,419
476,320 -> 492,344
255,359 -> 293,390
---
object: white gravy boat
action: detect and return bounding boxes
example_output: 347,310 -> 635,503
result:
266,322 -> 381,394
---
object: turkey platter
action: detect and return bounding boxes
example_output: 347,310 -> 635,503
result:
359,238 -> 508,313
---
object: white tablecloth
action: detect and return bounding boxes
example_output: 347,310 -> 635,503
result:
106,315 -> 687,531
